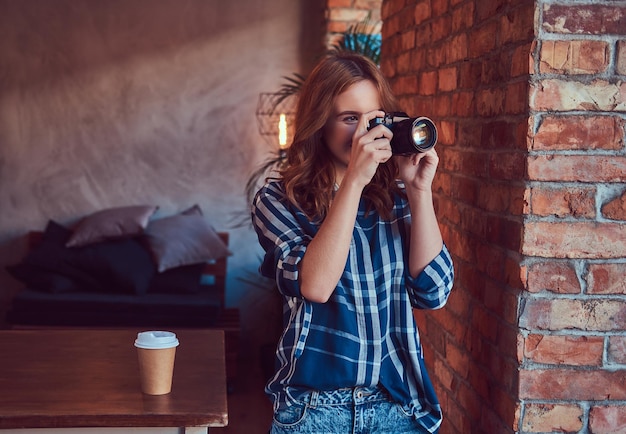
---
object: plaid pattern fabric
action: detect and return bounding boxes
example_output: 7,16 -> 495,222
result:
252,180 -> 454,433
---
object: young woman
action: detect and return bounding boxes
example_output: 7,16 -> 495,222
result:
251,52 -> 454,434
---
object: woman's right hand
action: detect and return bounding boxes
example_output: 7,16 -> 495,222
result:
344,110 -> 393,188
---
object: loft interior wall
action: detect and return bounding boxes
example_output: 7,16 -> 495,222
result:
0,0 -> 325,353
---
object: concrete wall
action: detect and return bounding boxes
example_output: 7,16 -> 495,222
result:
0,0 -> 325,354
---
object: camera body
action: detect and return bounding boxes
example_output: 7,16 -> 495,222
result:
368,112 -> 437,154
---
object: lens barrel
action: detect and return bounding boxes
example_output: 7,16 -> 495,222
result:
368,113 -> 437,154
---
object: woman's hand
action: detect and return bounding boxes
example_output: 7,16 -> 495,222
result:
395,147 -> 439,192
343,110 -> 393,188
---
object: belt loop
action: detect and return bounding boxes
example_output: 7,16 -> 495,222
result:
309,390 -> 319,408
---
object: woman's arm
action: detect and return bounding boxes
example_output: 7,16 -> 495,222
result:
397,148 -> 444,278
299,111 -> 392,303
406,187 -> 444,278
298,179 -> 363,303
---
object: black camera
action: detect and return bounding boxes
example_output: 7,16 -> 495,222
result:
368,112 -> 437,154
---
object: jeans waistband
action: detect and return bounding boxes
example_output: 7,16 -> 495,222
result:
302,386 -> 390,407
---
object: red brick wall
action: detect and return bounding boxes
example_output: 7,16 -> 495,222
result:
521,2 -> 626,433
380,0 -> 626,433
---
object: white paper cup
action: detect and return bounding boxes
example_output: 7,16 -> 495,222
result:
134,331 -> 179,395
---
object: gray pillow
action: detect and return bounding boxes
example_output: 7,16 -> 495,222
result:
144,206 -> 231,272
66,205 -> 158,247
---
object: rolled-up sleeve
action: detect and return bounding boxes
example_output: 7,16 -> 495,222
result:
251,183 -> 313,298
406,244 -> 454,309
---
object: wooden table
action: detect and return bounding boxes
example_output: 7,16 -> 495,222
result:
0,329 -> 228,433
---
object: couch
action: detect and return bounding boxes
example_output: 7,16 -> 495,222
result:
5,204 -> 239,383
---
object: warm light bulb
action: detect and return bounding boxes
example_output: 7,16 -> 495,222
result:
278,113 -> 287,148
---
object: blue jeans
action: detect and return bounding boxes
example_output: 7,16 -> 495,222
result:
269,386 -> 429,434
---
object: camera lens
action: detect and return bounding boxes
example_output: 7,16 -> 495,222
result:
410,117 -> 437,152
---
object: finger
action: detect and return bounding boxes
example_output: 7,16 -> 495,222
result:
359,110 -> 387,134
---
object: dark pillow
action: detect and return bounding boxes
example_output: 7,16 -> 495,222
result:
144,206 -> 231,272
10,220 -> 156,295
6,263 -> 79,294
68,238 -> 157,295
66,205 -> 158,247
148,263 -> 205,294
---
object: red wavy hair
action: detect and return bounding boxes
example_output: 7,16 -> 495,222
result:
280,52 -> 403,222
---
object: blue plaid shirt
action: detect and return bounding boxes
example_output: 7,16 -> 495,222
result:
252,180 -> 454,432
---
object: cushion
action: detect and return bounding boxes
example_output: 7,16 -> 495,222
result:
144,206 -> 231,272
6,263 -> 79,294
66,205 -> 158,247
68,238 -> 156,295
149,263 -> 205,294
8,220 -> 156,295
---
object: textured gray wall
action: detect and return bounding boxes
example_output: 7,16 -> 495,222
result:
0,0 -> 324,354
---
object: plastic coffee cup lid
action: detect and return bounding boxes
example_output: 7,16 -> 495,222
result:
134,331 -> 179,349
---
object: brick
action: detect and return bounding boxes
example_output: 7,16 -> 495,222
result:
413,0 -> 431,26
533,115 -> 625,151
618,41 -> 626,75
447,33 -> 468,63
540,40 -> 610,74
522,403 -> 584,433
437,120 -> 456,146
519,298 -> 626,331
475,0 -> 507,22
400,29 -> 415,52
529,185 -> 596,218
441,334 -> 469,377
531,79 -> 626,112
451,2 -> 473,33
524,334 -> 604,365
519,368 -> 626,400
432,357 -> 455,391
381,0 -> 404,18
526,261 -> 581,294
451,90 -> 474,116
327,0 -> 353,7
438,66 -> 457,92
527,155 -> 626,183
431,14 -> 451,42
542,4 -> 626,35
499,3 -> 535,45
419,70 -> 437,95
491,386 -> 517,431
602,190 -> 626,221
476,182 -> 516,213
481,120 -> 527,151
459,59 -> 482,88
354,0 -> 381,13
476,88 -> 505,116
456,381 -> 482,430
426,44 -> 446,68
328,7 -> 369,22
469,20 -> 498,58
609,336 -> 626,364
394,75 -> 418,96
488,151 -> 526,180
523,221 -> 626,259
587,263 -> 626,295
511,43 -> 532,77
482,52 -> 511,85
504,80 -> 528,115
589,405 -> 626,434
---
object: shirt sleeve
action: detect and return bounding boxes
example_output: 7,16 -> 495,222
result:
405,243 -> 454,309
251,182 -> 313,298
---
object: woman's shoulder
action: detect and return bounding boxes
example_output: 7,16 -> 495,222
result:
258,178 -> 285,196
254,178 -> 287,206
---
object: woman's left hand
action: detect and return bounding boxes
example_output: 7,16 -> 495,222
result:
395,148 -> 440,192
